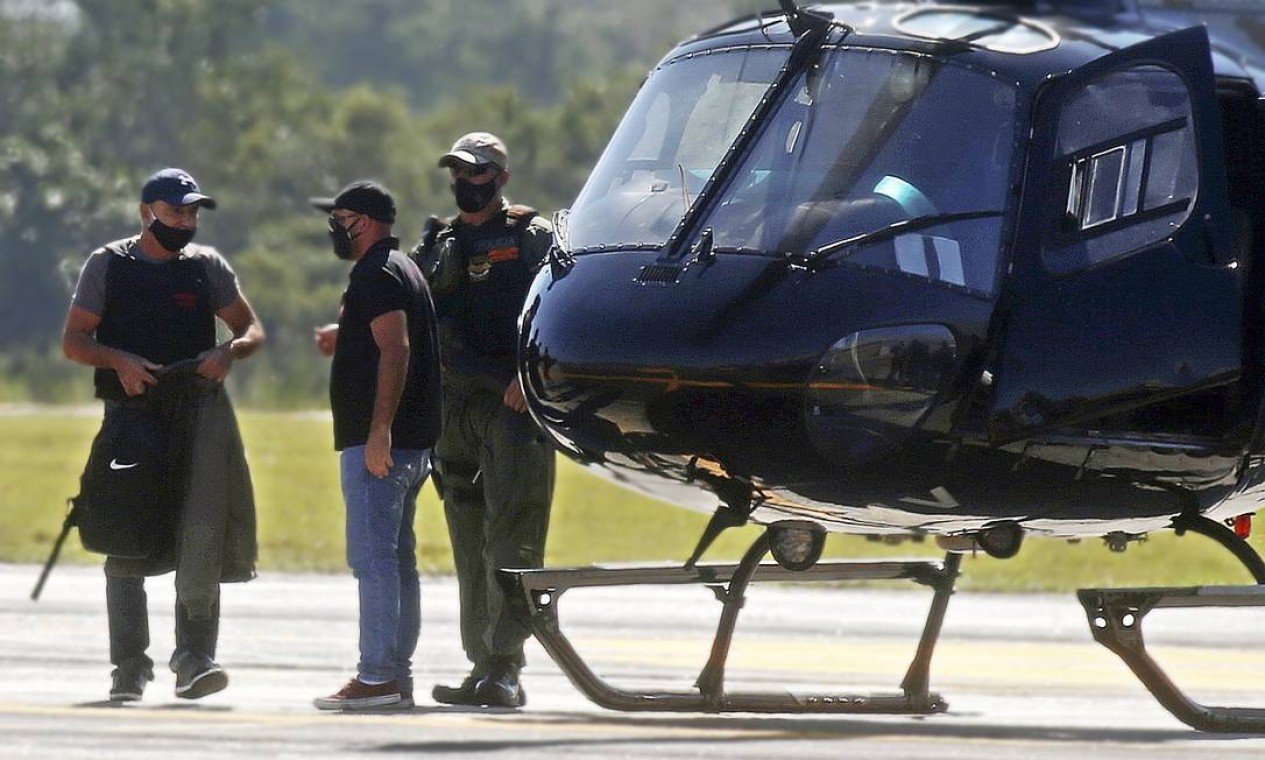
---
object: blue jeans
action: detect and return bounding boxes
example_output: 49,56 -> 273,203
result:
340,445 -> 431,689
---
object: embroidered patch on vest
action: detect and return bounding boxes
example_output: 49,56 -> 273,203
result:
487,246 -> 520,264
467,255 -> 491,281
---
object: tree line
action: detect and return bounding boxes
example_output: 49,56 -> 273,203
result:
0,0 -> 765,406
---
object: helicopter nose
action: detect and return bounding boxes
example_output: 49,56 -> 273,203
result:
519,255 -> 960,475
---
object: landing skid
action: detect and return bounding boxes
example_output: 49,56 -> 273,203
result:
501,531 -> 961,714
1078,585 -> 1265,731
1078,514 -> 1265,732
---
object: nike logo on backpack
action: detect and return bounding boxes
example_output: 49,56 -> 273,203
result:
109,459 -> 139,470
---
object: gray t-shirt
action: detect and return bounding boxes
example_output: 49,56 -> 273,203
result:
71,236 -> 241,316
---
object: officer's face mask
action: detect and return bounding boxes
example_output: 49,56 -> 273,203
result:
451,165 -> 500,214
147,206 -> 197,252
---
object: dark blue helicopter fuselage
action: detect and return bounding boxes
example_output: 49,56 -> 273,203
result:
520,1 -> 1265,538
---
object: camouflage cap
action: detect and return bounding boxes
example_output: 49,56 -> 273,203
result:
439,132 -> 509,171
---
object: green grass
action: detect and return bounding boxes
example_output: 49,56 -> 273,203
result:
3,406 -> 1263,592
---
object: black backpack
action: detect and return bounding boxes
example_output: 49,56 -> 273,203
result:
72,402 -> 178,559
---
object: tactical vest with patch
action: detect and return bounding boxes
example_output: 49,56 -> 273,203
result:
436,205 -> 539,383
93,243 -> 216,401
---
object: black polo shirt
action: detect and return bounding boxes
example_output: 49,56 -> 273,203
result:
330,237 -> 442,451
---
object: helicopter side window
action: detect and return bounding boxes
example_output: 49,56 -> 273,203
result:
1047,66 -> 1196,272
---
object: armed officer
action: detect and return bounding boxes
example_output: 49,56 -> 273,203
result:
420,132 -> 555,709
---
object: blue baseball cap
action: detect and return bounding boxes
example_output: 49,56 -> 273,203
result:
140,168 -> 217,209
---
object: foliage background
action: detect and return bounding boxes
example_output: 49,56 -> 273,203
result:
5,2 -> 1260,590
0,0 -> 769,406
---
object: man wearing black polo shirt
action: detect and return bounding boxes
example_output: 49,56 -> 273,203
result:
309,181 -> 442,711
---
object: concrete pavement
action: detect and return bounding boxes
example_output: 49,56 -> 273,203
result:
4,562 -> 1265,759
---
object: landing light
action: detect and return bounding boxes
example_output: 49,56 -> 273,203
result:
977,521 -> 1024,559
769,520 -> 826,571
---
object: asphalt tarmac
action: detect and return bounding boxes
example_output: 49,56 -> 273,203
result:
4,561 -> 1265,759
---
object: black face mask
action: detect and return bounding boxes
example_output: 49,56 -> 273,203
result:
328,218 -> 354,260
453,178 -> 498,214
149,218 -> 196,252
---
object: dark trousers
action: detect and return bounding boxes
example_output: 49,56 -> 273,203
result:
437,384 -> 554,672
106,573 -> 219,675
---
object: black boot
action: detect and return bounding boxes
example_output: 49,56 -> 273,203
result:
474,658 -> 525,708
432,671 -> 483,706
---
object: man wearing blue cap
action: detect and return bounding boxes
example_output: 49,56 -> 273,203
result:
62,168 -> 265,702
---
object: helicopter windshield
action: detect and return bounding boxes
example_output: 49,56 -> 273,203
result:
568,45 -> 1017,294
567,46 -> 791,251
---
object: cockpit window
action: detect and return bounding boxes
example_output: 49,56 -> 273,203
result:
705,48 -> 1016,295
565,45 -> 1016,297
1045,65 -> 1196,272
564,42 -> 1017,295
566,47 -> 790,251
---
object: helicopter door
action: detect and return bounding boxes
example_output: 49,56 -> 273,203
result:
989,27 -> 1240,443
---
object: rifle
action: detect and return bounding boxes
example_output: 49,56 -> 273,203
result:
31,497 -> 78,601
409,215 -> 446,278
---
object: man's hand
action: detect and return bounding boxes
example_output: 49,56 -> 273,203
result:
112,352 -> 161,396
315,323 -> 339,357
195,343 -> 235,382
365,426 -> 393,478
503,377 -> 527,413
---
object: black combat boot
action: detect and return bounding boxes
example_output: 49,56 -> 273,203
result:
432,670 -> 483,706
474,657 -> 525,708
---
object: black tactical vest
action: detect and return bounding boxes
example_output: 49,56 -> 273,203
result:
439,205 -> 538,382
93,244 -> 216,400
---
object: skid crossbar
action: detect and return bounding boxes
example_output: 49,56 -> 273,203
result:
1078,585 -> 1265,732
501,550 -> 961,714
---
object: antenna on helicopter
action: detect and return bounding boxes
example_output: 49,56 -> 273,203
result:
778,0 -> 836,38
778,0 -> 807,34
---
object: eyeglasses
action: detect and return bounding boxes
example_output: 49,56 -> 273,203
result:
329,212 -> 361,227
449,163 -> 499,180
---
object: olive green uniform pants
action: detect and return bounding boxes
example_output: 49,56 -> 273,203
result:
436,381 -> 555,671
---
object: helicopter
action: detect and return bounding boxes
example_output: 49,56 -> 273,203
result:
501,0 -> 1265,731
